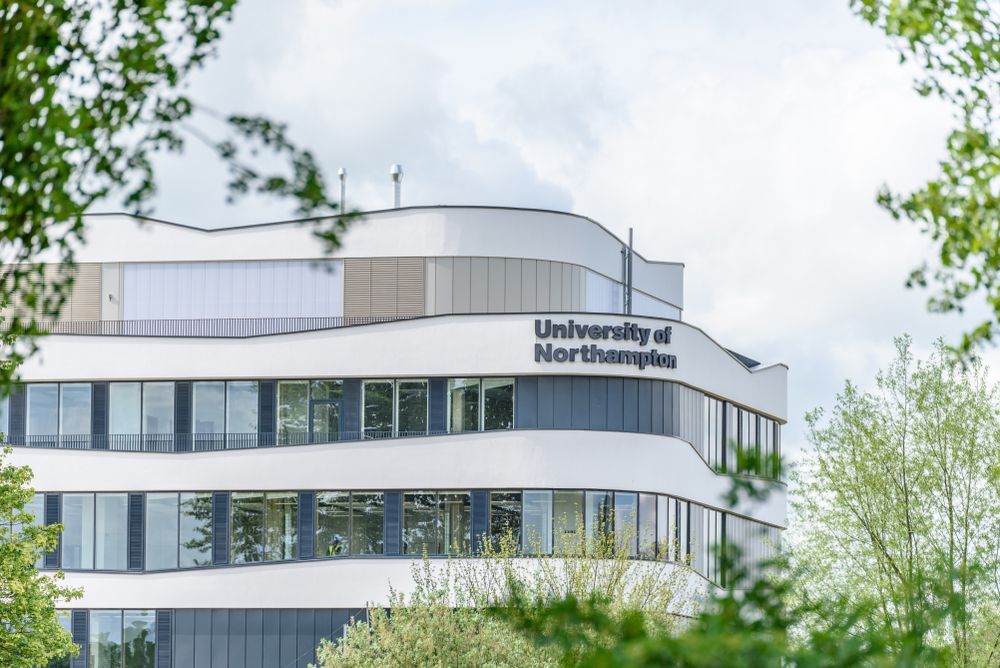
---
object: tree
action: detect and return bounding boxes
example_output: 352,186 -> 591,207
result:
1,0 -> 349,392
848,1 -> 999,356
0,447 -> 80,666
793,336 -> 1000,666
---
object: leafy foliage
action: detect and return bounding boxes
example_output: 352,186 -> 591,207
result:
0,447 -> 80,666
849,0 -> 1000,355
0,0 -> 347,393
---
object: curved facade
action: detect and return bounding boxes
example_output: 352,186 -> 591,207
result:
5,206 -> 787,668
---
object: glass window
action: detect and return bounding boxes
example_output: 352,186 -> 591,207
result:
310,380 -> 342,401
489,491 -> 521,549
639,493 -> 657,559
277,381 -> 308,445
89,610 -> 123,668
227,381 -> 259,446
23,493 -> 44,569
50,611 -> 72,668
553,490 -> 584,555
614,492 -> 638,557
0,395 -> 8,440
483,378 -> 514,431
656,495 -> 670,561
522,490 -> 553,555
110,382 -> 141,434
585,491 -> 612,552
350,492 -> 384,555
403,491 -> 439,555
61,493 -> 94,569
179,492 -> 213,568
123,610 -> 156,668
95,493 -> 128,570
142,382 -> 174,434
440,492 -> 471,555
396,380 -> 428,435
231,492 -> 264,563
264,492 -> 298,561
193,382 -> 225,434
26,384 -> 58,436
363,380 -> 394,438
448,378 -> 480,433
316,492 -> 350,557
146,493 -> 179,571
59,383 -> 91,436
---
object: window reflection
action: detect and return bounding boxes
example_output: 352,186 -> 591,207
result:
489,491 -> 521,550
396,380 -> 428,435
277,381 -> 308,446
230,492 -> 264,563
145,493 -> 179,571
483,378 -> 514,431
61,493 -> 94,569
264,492 -> 298,561
179,492 -> 213,568
363,380 -> 393,439
448,379 -> 480,433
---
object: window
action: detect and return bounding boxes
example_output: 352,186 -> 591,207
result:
614,492 -> 638,557
483,378 -> 514,430
230,492 -> 264,563
59,383 -> 91,441
584,270 -> 623,314
316,492 -> 350,557
522,490 -> 553,555
553,490 -> 584,555
585,491 -> 612,551
22,493 -> 44,569
227,381 -> 259,447
193,381 -> 225,450
146,493 -> 179,571
277,381 -> 308,445
141,382 -> 174,434
363,380 -> 393,438
62,493 -> 94,569
440,492 -> 471,555
396,380 -> 428,435
656,496 -> 670,561
638,493 -> 657,559
123,610 -> 156,668
50,612 -> 72,668
448,379 -> 480,433
0,395 -> 8,440
110,382 -> 141,437
179,492 -> 212,568
26,384 -> 58,438
88,609 -> 156,668
402,491 -> 471,555
489,491 -> 521,549
89,610 -> 123,668
350,492 -> 384,555
264,492 -> 298,561
95,493 -> 128,570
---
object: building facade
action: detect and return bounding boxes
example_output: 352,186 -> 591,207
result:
4,206 -> 787,668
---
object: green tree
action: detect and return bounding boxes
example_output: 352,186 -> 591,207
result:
793,336 -> 1000,666
849,1 -> 999,355
0,447 -> 80,666
1,0 -> 348,391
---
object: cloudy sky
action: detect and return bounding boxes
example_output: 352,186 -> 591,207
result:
136,0 -> 996,459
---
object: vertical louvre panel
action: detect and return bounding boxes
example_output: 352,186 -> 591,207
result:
384,491 -> 402,556
259,380 -> 276,447
471,490 -> 489,554
514,377 -> 537,429
298,492 -> 315,559
370,257 -> 398,317
343,258 -> 371,317
9,384 -> 25,442
175,381 -> 192,452
212,492 -> 230,565
128,493 -> 144,570
396,257 -> 425,315
156,610 -> 173,668
44,493 -> 60,568
428,378 -> 447,434
70,610 -> 88,668
92,382 -> 108,449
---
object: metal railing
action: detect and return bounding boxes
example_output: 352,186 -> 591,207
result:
35,315 -> 417,338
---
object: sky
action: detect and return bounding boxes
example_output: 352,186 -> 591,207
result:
133,0 -> 999,461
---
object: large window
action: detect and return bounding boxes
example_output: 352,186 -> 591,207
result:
553,490 -> 584,555
179,492 -> 213,568
193,381 -> 259,449
277,381 -> 308,445
522,490 -> 553,555
61,493 -> 94,569
109,382 -> 174,449
315,491 -> 386,557
230,492 -> 264,564
59,383 -> 91,444
639,493 -> 657,559
396,380 -> 428,435
264,492 -> 298,561
123,610 -> 156,668
26,384 -> 58,440
89,610 -> 123,668
363,380 -> 394,438
402,491 -> 470,555
483,378 -> 514,430
88,609 -> 156,668
109,382 -> 141,436
95,493 -> 128,570
142,382 -> 173,435
614,492 -> 639,557
145,493 -> 179,571
488,491 -> 521,549
193,381 -> 225,449
448,379 -> 480,433
585,491 -> 612,550
227,381 -> 259,447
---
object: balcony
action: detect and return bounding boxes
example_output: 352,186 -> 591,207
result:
35,316 -> 416,338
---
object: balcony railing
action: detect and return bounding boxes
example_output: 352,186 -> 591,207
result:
6,430 -> 448,452
34,315 -> 417,338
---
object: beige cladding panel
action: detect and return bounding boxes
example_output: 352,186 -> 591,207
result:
344,257 -> 425,317
343,258 -> 372,317
1,262 -> 102,321
396,258 -> 425,316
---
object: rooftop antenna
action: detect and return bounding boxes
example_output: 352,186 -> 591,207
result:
390,164 -> 403,208
337,167 -> 347,212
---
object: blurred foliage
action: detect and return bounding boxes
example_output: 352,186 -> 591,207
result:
849,0 -> 999,356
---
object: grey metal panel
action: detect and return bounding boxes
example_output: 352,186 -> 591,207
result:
313,609 -> 334,660
553,376 -> 572,429
623,379 -> 639,432
262,609 -> 280,668
279,609 -> 297,668
651,381 -> 664,435
535,260 -> 550,311
549,261 -> 562,310
537,376 -> 554,429
297,609 -> 315,668
174,610 -> 195,668
487,257 -> 505,312
194,608 -> 212,668
228,609 -> 246,668
589,377 -> 608,430
578,265 -> 587,310
504,258 -> 522,312
607,378 -> 624,431
434,258 -> 454,315
245,610 -> 263,668
470,257 -> 488,313
514,377 -> 537,429
424,258 -> 436,314
521,259 -> 536,311
452,257 -> 471,313
637,379 -> 652,433
571,377 -> 589,429
211,608 -> 228,668
570,265 -> 580,310
561,263 -> 572,310
331,609 -> 351,642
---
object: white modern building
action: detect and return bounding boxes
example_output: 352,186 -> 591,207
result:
4,206 -> 787,668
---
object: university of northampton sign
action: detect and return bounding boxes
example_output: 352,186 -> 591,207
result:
534,318 -> 677,370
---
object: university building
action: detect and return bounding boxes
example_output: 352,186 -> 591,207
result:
4,206 -> 787,667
